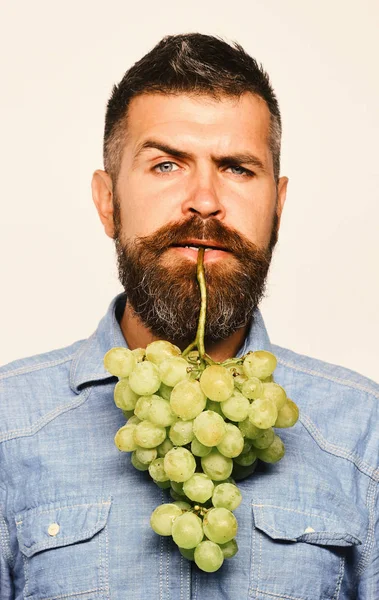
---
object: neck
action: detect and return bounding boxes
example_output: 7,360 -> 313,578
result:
120,301 -> 249,363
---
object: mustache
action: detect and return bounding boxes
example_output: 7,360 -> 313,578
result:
131,215 -> 270,260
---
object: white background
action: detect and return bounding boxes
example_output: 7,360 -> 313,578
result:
1,0 -> 378,381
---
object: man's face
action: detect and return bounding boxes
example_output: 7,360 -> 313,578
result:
93,92 -> 288,343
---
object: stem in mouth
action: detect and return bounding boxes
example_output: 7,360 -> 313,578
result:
182,248 -> 215,365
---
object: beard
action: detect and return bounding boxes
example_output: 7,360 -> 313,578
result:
113,204 -> 278,345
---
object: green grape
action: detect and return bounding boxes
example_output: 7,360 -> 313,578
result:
122,409 -> 134,420
233,447 -> 257,467
203,507 -> 238,544
221,391 -> 250,422
191,438 -> 212,457
201,449 -> 233,481
126,415 -> 141,426
199,365 -> 234,402
241,377 -> 263,400
216,423 -> 244,458
145,340 -> 181,365
257,434 -> 285,463
134,395 -> 155,420
274,399 -> 299,428
232,461 -> 257,481
193,411 -> 226,447
103,347 -> 137,378
170,379 -> 206,420
159,357 -> 190,387
169,419 -> 195,446
212,483 -> 242,511
132,347 -> 145,363
114,423 -> 138,452
248,398 -> 278,429
114,378 -> 139,411
262,382 -> 287,410
156,438 -> 174,457
154,479 -> 171,489
182,473 -> 214,503
129,361 -> 161,396
148,458 -> 169,482
164,447 -> 196,482
251,428 -> 275,449
131,451 -> 149,471
159,382 -> 173,400
243,351 -> 277,380
238,418 -> 264,440
171,512 -> 204,549
194,540 -> 224,572
150,503 -> 182,536
170,480 -> 184,495
174,501 -> 192,511
179,546 -> 195,561
206,399 -> 224,416
170,489 -> 187,502
219,539 -> 238,559
241,439 -> 253,454
135,446 -> 158,464
148,396 -> 177,427
134,420 -> 166,448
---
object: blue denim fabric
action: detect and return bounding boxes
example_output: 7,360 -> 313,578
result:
0,293 -> 378,599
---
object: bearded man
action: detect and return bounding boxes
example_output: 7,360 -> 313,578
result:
0,34 -> 378,600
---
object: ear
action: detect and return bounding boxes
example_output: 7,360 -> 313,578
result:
91,170 -> 115,239
276,176 -> 289,228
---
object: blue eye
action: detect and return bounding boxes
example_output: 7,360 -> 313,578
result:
154,162 -> 179,173
227,165 -> 252,176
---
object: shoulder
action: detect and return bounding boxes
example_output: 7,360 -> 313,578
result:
272,344 -> 379,474
0,339 -> 88,443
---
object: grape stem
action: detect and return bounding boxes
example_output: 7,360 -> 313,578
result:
182,249 -> 215,365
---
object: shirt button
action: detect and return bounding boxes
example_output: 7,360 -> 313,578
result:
304,526 -> 315,533
48,523 -> 60,536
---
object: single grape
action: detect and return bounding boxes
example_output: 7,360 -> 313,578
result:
179,546 -> 195,561
148,458 -> 169,482
201,449 -> 233,481
191,438 -> 212,457
216,423 -> 244,458
199,365 -> 234,402
134,420 -> 166,449
243,351 -> 277,380
159,357 -> 190,387
194,540 -> 224,572
131,451 -> 149,471
149,396 -> 177,427
104,347 -> 136,378
274,399 -> 299,428
248,398 -> 278,429
241,377 -> 264,400
114,379 -> 139,411
251,428 -> 275,449
150,503 -> 183,536
206,399 -> 224,416
156,438 -> 174,457
171,512 -> 204,549
262,382 -> 287,410
174,501 -> 192,511
219,539 -> 238,559
212,483 -> 242,511
114,424 -> 138,452
164,447 -> 196,482
126,415 -> 141,426
169,419 -> 195,446
170,379 -> 206,420
257,434 -> 285,463
232,461 -> 257,481
193,411 -> 226,447
154,479 -> 171,489
203,507 -> 238,544
135,446 -> 158,465
159,382 -> 173,400
134,395 -> 155,420
233,448 -> 257,467
241,439 -> 253,454
132,347 -> 145,363
182,473 -> 214,503
238,418 -> 264,440
145,340 -> 181,365
221,391 -> 250,422
170,480 -> 184,495
129,361 -> 161,396
122,409 -> 134,420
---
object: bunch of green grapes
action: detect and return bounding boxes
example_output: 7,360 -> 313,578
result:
104,249 -> 299,573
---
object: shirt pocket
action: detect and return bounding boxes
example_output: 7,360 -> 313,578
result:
16,497 -> 111,600
249,499 -> 364,600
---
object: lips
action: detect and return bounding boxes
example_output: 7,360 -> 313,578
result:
170,240 -> 230,252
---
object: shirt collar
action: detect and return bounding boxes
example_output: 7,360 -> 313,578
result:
70,292 -> 272,393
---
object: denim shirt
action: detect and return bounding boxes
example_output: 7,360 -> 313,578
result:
0,293 -> 378,600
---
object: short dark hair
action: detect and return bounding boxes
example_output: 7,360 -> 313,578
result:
104,33 -> 282,183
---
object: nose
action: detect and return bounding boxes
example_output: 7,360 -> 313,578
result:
181,165 -> 226,220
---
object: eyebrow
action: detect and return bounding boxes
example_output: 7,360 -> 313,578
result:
133,139 -> 267,172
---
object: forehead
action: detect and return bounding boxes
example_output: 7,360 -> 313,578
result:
124,92 -> 272,163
